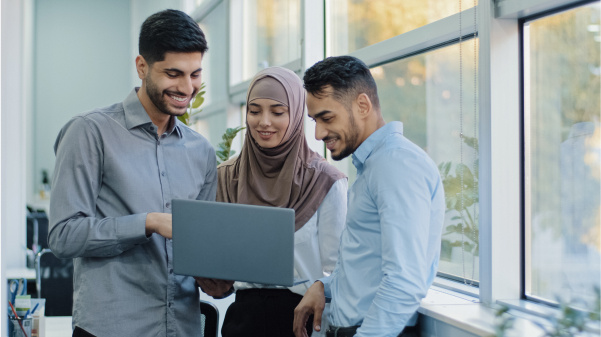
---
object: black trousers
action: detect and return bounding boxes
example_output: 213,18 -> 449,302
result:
72,326 -> 96,337
221,288 -> 313,337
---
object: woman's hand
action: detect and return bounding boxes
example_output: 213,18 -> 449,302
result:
195,277 -> 235,298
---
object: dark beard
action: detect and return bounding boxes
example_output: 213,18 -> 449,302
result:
331,112 -> 359,161
145,74 -> 187,117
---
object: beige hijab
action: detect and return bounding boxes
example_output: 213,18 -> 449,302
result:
217,67 -> 346,231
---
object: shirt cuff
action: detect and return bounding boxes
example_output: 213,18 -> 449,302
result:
115,213 -> 150,244
318,275 -> 332,299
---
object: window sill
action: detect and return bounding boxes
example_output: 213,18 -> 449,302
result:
418,286 -> 495,336
418,287 -> 600,336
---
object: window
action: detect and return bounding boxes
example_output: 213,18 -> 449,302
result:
229,0 -> 301,84
328,39 -> 480,284
326,0 -> 477,55
523,2 -> 600,306
323,0 -> 481,287
198,1 -> 227,107
191,1 -> 233,150
193,111 -> 228,149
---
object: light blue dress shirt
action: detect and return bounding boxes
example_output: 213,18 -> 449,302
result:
321,121 -> 445,337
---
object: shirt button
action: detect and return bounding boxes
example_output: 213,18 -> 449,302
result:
166,202 -> 171,208
169,268 -> 173,274
149,126 -> 154,131
168,302 -> 172,308
161,171 -> 166,176
157,140 -> 161,145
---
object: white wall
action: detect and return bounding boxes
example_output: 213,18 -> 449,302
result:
30,0 -> 188,200
2,0 -> 33,331
130,0 -> 186,88
32,0 -> 132,200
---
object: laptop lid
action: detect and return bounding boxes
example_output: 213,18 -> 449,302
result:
172,199 -> 295,287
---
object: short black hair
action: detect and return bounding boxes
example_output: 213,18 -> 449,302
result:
139,9 -> 208,65
303,56 -> 380,110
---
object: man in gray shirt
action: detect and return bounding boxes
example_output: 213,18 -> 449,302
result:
49,9 -> 218,336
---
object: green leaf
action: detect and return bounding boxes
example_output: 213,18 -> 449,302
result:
438,161 -> 452,177
192,96 -> 204,109
215,126 -> 246,164
449,241 -> 463,248
177,82 -> 206,126
177,112 -> 189,125
462,135 -> 479,151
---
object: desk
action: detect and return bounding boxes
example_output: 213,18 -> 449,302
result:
6,267 -> 36,280
7,268 -> 37,297
44,316 -> 72,337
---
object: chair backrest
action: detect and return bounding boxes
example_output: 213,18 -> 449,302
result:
27,210 -> 49,252
35,249 -> 74,316
200,300 -> 219,337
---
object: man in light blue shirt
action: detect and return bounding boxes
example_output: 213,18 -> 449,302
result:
293,56 -> 445,337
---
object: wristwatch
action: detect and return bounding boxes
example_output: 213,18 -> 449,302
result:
214,285 -> 235,299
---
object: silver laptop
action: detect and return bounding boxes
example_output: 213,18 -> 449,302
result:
172,199 -> 295,287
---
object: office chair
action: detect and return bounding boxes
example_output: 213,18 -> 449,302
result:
200,300 -> 219,337
26,208 -> 49,251
35,249 -> 74,316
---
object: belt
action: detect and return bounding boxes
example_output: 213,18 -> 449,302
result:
325,324 -> 419,337
325,325 -> 360,337
235,288 -> 300,301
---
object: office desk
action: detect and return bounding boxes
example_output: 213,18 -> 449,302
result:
7,268 -> 38,297
6,267 -> 36,280
44,316 -> 72,337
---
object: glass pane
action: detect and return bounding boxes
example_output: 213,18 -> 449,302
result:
199,1 -> 227,106
230,0 -> 300,84
327,0 -> 477,55
192,112 -> 227,150
328,39 -> 479,283
182,0 -> 207,13
525,3 -> 601,306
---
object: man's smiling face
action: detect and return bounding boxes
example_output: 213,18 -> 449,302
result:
143,51 -> 204,117
307,86 -> 361,161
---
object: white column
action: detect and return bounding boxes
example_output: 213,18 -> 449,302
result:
478,1 -> 522,304
2,0 -> 32,331
301,0 -> 325,155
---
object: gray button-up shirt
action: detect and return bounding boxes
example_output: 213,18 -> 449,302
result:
49,88 -> 217,337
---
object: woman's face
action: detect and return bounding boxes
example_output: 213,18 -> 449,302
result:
247,98 -> 290,148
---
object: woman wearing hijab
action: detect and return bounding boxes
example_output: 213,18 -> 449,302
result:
217,67 -> 347,337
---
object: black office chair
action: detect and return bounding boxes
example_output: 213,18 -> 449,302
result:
35,248 -> 74,316
26,208 -> 49,252
200,300 -> 219,337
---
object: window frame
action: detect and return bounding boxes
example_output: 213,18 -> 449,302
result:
228,0 -> 303,89
334,4 -> 487,296
519,0 -> 601,307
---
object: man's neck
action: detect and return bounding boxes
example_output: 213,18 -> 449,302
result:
359,113 -> 386,145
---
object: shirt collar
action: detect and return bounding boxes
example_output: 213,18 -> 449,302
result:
123,87 -> 183,138
352,121 -> 404,168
